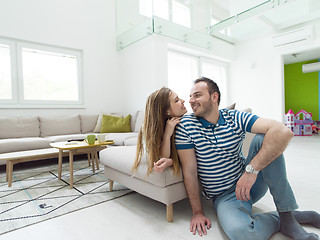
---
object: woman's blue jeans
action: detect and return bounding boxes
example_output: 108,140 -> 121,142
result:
213,134 -> 299,240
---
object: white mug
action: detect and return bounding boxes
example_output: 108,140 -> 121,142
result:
97,134 -> 106,143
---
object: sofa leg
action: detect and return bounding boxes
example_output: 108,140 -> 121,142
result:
166,204 -> 173,222
109,180 -> 114,191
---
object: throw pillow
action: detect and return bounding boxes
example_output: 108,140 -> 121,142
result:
224,103 -> 236,110
100,114 -> 131,133
93,112 -> 123,133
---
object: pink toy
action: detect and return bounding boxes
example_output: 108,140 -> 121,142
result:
285,109 -> 313,136
312,122 -> 320,134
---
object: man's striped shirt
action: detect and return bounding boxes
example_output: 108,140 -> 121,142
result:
175,109 -> 258,198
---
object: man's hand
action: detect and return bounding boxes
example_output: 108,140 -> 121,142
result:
190,213 -> 211,236
235,172 -> 257,201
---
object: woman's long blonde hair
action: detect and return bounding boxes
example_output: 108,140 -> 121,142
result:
132,87 -> 180,176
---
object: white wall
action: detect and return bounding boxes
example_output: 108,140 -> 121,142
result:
119,35 -> 169,113
229,22 -> 320,122
0,0 -> 121,117
229,35 -> 284,121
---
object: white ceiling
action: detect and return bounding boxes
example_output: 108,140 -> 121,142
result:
210,0 -> 320,65
283,48 -> 320,65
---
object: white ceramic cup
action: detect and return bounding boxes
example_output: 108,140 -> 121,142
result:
97,134 -> 106,143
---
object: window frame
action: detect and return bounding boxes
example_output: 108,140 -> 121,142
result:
0,37 -> 84,108
0,38 -> 17,104
167,49 -> 228,108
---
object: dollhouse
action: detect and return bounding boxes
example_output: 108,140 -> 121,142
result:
285,109 -> 313,136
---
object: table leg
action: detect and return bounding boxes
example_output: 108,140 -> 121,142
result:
6,160 -> 9,182
87,153 -> 91,166
69,150 -> 74,189
95,151 -> 99,170
58,149 -> 63,179
91,152 -> 95,173
7,161 -> 13,187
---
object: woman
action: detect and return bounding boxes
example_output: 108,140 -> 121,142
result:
132,87 -> 187,176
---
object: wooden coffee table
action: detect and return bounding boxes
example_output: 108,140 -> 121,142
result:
50,140 -> 114,188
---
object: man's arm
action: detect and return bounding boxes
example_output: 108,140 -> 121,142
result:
249,118 -> 293,171
236,118 -> 294,201
178,148 -> 211,236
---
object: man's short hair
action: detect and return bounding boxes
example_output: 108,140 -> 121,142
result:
194,77 -> 221,105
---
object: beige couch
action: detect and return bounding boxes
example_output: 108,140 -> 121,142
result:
0,111 -> 144,166
99,129 -> 255,222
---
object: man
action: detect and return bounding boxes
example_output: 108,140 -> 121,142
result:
175,77 -> 320,240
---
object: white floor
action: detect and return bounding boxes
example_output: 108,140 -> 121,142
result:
1,135 -> 320,240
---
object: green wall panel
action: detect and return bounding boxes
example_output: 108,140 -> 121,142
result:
284,59 -> 319,121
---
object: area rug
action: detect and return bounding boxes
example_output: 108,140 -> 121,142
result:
0,160 -> 132,235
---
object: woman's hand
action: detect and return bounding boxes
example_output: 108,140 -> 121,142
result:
164,117 -> 181,138
154,158 -> 173,172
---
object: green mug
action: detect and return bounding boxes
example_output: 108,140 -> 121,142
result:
85,135 -> 96,145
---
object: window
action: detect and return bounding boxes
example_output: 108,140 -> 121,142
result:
0,44 -> 12,100
21,48 -> 79,101
168,51 -> 198,112
140,0 -> 191,28
0,37 -> 83,108
168,50 -> 227,111
201,57 -> 227,107
172,0 -> 190,28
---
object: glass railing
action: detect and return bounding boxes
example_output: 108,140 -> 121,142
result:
209,0 -> 320,43
116,0 -> 214,50
116,0 -> 320,50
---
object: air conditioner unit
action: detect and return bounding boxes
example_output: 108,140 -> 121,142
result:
272,27 -> 314,47
302,62 -> 320,73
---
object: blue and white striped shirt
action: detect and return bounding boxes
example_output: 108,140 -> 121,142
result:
175,109 -> 258,198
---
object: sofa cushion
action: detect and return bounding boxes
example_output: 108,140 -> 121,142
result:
99,146 -> 183,188
106,132 -> 139,146
224,103 -> 236,110
39,115 -> 81,137
241,108 -> 252,113
93,112 -> 123,133
0,137 -> 52,154
80,114 -> 99,133
44,134 -> 87,143
134,111 -> 144,133
123,137 -> 138,146
100,114 -> 131,133
0,117 -> 40,139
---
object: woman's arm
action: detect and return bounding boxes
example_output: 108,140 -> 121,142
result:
156,117 -> 181,171
159,117 -> 181,158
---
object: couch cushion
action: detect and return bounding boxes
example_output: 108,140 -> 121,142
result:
107,132 -> 139,146
124,137 -> 138,146
44,134 -> 87,143
224,103 -> 236,110
0,117 -> 40,139
80,114 -> 99,133
100,114 -> 131,133
134,111 -> 144,133
99,146 -> 183,188
93,112 -> 123,133
39,115 -> 81,137
0,137 -> 52,154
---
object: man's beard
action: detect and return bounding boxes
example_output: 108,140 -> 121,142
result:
193,101 -> 214,117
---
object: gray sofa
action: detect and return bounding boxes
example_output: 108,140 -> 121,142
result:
0,111 -> 144,166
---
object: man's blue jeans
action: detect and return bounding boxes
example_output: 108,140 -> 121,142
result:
212,134 -> 299,240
